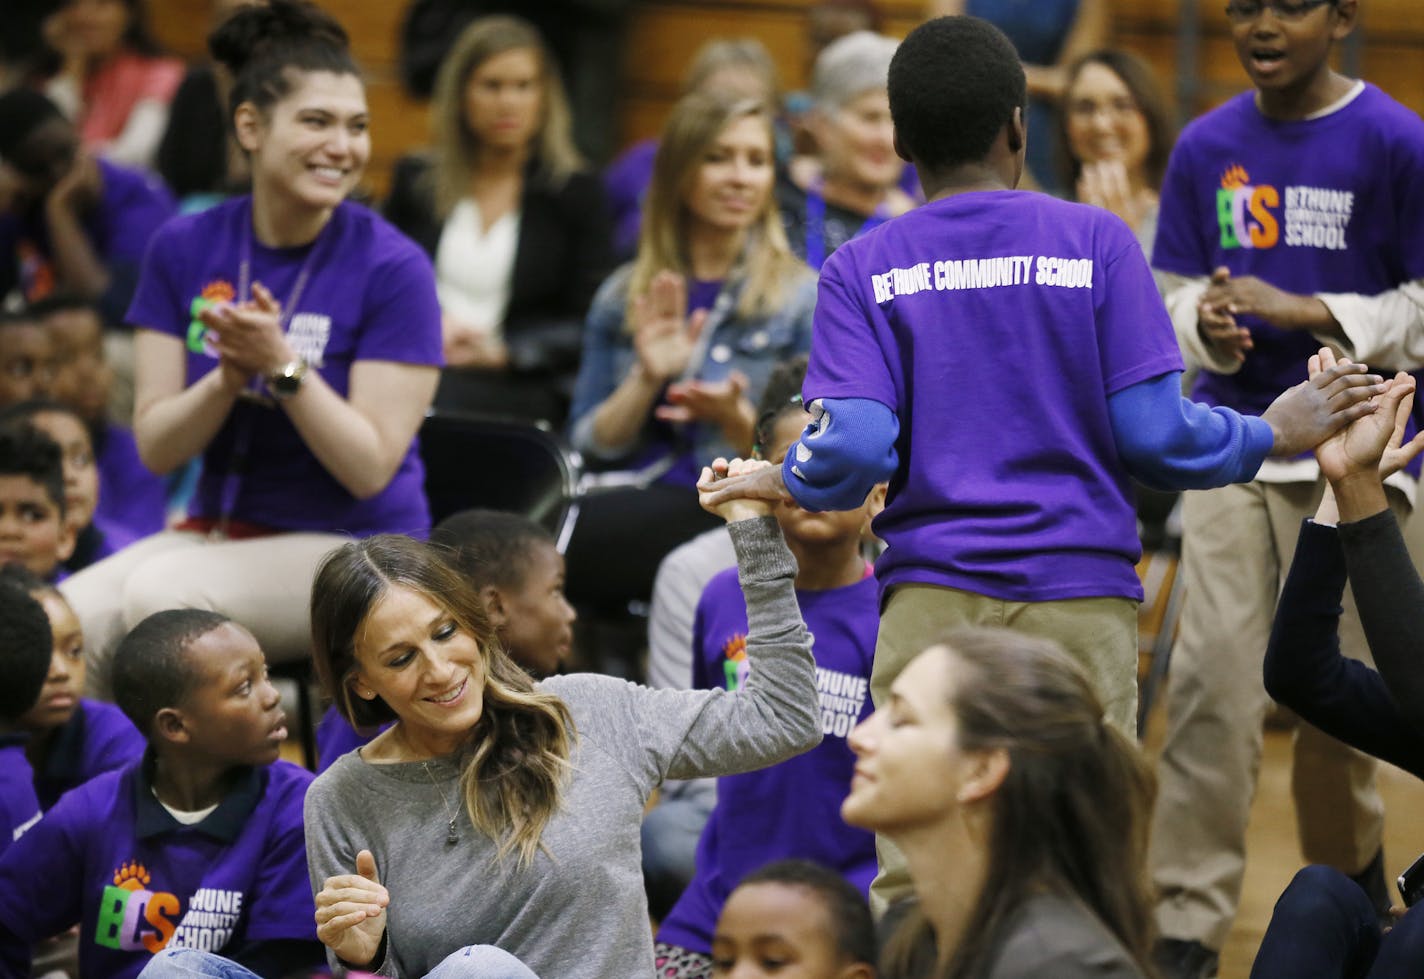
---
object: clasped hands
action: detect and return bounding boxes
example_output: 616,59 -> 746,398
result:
1197,266 -> 1335,364
197,281 -> 298,393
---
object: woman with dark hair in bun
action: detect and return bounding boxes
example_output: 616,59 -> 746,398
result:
61,0 -> 443,699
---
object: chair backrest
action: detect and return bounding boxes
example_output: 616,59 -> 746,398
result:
419,410 -> 582,546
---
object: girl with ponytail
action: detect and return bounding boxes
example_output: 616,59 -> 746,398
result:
846,627 -> 1156,979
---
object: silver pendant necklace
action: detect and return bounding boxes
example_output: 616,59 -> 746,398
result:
422,761 -> 460,845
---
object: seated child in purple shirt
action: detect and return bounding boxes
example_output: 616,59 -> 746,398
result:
0,424 -> 76,581
656,358 -> 883,976
709,859 -> 877,979
28,294 -> 170,544
0,310 -> 55,408
1,400 -> 130,573
0,565 -> 142,808
315,509 -> 578,772
0,608 -> 323,979
0,582 -> 51,857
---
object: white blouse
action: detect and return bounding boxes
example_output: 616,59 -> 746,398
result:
434,198 -> 521,339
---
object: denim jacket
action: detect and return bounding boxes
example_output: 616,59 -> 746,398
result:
568,263 -> 817,474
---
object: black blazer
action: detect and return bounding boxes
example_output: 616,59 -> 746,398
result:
383,153 -> 615,374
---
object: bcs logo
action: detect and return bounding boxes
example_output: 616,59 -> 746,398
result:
95,862 -> 179,953
1216,164 -> 1279,250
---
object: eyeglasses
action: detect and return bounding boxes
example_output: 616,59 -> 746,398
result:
1224,0 -> 1335,23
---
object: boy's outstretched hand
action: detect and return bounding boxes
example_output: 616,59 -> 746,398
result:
1311,348 -> 1424,484
698,457 -> 787,522
1262,349 -> 1386,458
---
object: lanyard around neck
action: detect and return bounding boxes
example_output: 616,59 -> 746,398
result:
803,182 -> 890,271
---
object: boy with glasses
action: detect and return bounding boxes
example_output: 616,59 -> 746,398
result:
1148,1 -> 1424,976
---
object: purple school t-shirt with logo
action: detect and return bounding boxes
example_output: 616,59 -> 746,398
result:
804,190 -> 1182,603
1154,85 -> 1424,416
127,196 -> 443,536
0,758 -> 315,979
656,567 -> 878,953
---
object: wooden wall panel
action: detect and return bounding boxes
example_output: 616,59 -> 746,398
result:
138,0 -> 1424,195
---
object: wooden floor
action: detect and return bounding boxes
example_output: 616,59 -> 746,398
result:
1140,706 -> 1424,978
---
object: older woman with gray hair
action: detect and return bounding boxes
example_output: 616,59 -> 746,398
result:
779,30 -> 916,269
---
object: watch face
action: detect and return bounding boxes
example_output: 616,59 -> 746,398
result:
268,361 -> 307,397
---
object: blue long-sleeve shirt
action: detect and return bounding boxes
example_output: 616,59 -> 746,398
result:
782,371 -> 1274,512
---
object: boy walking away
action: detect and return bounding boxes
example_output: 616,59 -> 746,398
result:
1147,1 -> 1424,975
698,13 -> 1388,911
0,609 -> 323,979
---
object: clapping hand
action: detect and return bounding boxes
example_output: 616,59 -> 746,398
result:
632,271 -> 709,384
1196,267 -> 1254,363
1077,160 -> 1152,232
315,849 -> 389,967
200,281 -> 296,383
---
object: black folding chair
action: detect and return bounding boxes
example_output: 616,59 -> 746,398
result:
418,409 -> 582,548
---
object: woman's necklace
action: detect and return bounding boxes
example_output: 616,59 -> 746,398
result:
422,761 -> 460,846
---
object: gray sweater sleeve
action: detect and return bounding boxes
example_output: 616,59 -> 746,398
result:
549,514 -> 823,786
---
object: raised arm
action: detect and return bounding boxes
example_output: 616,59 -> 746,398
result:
132,328 -> 246,474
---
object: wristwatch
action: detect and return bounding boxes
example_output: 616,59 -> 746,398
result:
266,358 -> 308,400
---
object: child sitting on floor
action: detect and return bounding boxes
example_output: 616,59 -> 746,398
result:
0,565 -> 142,808
655,357 -> 884,978
711,859 -> 877,979
0,424 -> 75,581
0,609 -> 323,978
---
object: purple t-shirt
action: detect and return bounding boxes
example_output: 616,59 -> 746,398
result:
127,197 -> 443,535
0,757 -> 315,979
1154,85 -> 1424,415
656,566 -> 878,953
314,705 -> 388,774
0,158 -> 176,305
95,422 -> 167,547
24,699 -> 144,810
804,190 -> 1181,603
0,740 -> 40,860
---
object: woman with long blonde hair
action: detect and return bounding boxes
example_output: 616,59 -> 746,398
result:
565,90 -> 816,613
384,14 -> 614,423
302,459 -> 822,978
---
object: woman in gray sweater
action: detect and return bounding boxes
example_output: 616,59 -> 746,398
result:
303,457 -> 822,978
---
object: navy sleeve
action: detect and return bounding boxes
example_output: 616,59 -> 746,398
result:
1340,509 -> 1424,728
1264,519 -> 1424,778
1107,372 -> 1274,490
781,397 -> 898,513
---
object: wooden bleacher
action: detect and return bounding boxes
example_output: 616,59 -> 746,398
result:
145,0 -> 1424,200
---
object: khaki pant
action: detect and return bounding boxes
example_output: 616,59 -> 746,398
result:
1150,479 -> 1402,950
61,530 -> 348,699
868,582 -> 1139,912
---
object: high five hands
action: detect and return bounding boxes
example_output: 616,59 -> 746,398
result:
1310,348 -> 1424,485
1260,348 -> 1388,458
314,848 -> 389,967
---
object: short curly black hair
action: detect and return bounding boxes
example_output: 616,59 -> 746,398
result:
0,424 -> 65,522
734,859 -> 876,967
0,580 -> 52,721
112,608 -> 231,737
888,16 -> 1026,172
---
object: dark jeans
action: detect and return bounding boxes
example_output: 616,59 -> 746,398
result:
1252,865 -> 1424,978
